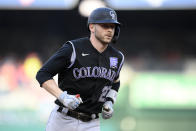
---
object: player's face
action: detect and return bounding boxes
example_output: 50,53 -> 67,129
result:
94,23 -> 115,44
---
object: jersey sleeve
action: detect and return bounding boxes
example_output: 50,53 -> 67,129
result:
36,42 -> 74,87
106,51 -> 124,103
114,51 -> 124,81
112,51 -> 124,91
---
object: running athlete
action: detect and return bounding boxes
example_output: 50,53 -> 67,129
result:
36,7 -> 124,131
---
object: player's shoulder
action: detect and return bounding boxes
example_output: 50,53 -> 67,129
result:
63,37 -> 89,50
69,37 -> 89,45
108,45 -> 124,60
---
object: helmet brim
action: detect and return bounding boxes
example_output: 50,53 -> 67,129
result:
88,19 -> 120,26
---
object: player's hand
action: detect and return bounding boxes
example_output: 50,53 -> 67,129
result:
58,91 -> 83,110
102,101 -> 113,119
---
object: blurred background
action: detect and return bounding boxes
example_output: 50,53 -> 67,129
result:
0,0 -> 196,131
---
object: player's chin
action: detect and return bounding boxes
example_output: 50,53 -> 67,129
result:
103,40 -> 111,44
104,38 -> 112,43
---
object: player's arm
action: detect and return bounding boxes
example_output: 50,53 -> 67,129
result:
36,42 -> 73,87
105,78 -> 120,104
36,42 -> 82,109
102,79 -> 120,119
102,52 -> 124,119
42,79 -> 63,98
106,51 -> 124,104
42,79 -> 82,110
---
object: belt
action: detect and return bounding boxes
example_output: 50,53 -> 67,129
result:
57,106 -> 99,122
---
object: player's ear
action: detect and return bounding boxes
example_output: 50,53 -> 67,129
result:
89,24 -> 95,33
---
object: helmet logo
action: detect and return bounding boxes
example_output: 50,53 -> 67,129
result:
110,11 -> 116,20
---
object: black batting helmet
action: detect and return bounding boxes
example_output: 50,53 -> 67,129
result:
87,7 -> 121,43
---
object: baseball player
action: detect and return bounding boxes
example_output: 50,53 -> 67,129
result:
36,7 -> 124,131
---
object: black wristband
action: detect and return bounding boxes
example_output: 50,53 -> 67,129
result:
111,81 -> 120,92
106,97 -> 114,104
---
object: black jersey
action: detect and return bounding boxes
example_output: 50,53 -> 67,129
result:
36,37 -> 124,114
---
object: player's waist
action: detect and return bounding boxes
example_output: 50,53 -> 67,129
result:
56,105 -> 99,122
55,99 -> 102,114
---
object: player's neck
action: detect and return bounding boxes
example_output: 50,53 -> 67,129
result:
90,36 -> 108,53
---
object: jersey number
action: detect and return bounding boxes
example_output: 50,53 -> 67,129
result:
98,86 -> 112,102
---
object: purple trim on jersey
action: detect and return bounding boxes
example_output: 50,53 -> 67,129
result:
117,51 -> 124,76
67,41 -> 76,68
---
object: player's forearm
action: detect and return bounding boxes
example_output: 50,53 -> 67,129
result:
106,80 -> 120,103
42,79 -> 63,98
